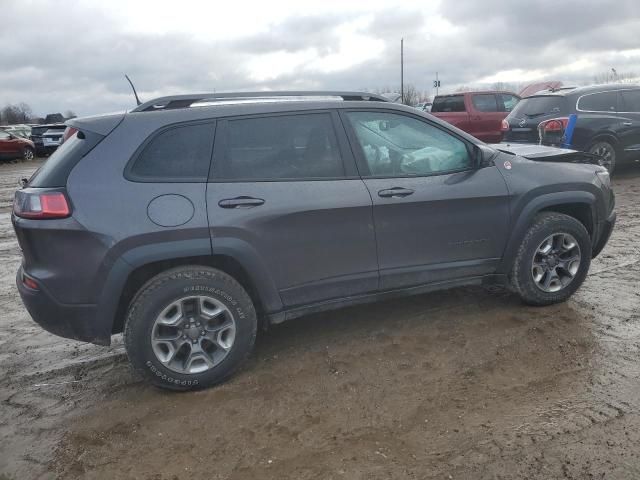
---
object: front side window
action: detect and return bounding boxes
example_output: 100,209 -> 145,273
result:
346,111 -> 472,177
129,122 -> 215,181
0,131 -> 9,140
620,89 -> 640,112
472,94 -> 499,112
577,91 -> 618,112
214,113 -> 344,180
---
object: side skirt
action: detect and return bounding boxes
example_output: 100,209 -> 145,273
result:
267,273 -> 508,325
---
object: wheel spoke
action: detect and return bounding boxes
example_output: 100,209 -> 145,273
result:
156,300 -> 184,326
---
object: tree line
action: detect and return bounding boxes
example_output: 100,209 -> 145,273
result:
0,102 -> 76,125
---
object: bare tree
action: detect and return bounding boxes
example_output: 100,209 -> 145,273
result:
64,110 -> 77,119
1,103 -> 33,124
593,69 -> 638,84
402,84 -> 420,106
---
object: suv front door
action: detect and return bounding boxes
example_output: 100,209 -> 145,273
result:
341,109 -> 510,291
617,89 -> 640,158
207,111 -> 378,308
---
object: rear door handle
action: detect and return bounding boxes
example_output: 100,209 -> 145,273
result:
622,122 -> 633,126
378,187 -> 414,198
218,196 -> 265,208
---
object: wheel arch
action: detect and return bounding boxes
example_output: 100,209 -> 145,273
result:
498,191 -> 597,275
99,239 -> 282,337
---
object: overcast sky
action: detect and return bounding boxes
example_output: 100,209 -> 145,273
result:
2,0 -> 639,117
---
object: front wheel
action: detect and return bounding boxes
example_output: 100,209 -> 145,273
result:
22,147 -> 35,161
124,266 -> 257,391
511,213 -> 591,306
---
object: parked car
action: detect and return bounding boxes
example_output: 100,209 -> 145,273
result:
0,124 -> 32,139
13,91 -> 615,390
415,102 -> 433,112
30,124 -> 66,156
430,91 -> 520,142
0,129 -> 35,161
502,84 -> 640,173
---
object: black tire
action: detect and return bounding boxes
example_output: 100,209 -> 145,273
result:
511,212 -> 591,306
22,147 -> 35,161
124,266 -> 257,391
588,140 -> 618,174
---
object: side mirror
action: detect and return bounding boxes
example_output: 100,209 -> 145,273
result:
476,144 -> 497,168
7,133 -> 15,139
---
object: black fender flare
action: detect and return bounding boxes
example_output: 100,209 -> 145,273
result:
94,237 -> 282,344
497,190 -> 597,275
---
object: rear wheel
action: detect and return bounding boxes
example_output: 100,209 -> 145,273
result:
22,147 -> 34,161
511,213 -> 591,306
124,266 -> 257,391
588,140 -> 617,174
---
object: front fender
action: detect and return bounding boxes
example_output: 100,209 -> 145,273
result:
497,191 -> 596,274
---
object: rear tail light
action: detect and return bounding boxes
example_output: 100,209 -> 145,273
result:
13,190 -> 71,219
21,272 -> 39,290
540,117 -> 569,133
500,119 -> 509,131
62,127 -> 78,144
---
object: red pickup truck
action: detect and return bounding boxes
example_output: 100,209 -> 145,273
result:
430,91 -> 520,143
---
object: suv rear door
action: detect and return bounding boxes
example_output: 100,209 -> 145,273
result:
341,109 -> 510,291
468,93 -> 504,142
206,111 -> 378,308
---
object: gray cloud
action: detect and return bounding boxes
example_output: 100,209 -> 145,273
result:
0,1 -> 638,117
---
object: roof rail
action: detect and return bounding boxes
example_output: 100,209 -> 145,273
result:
131,91 -> 389,112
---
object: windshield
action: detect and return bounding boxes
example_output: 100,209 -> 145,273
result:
509,95 -> 567,119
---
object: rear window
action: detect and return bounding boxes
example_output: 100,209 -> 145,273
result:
128,122 -> 215,181
509,95 -> 567,119
431,95 -> 466,113
577,91 -> 618,112
28,130 -> 105,187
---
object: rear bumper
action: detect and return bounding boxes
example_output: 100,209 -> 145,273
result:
16,266 -> 110,345
593,210 -> 616,257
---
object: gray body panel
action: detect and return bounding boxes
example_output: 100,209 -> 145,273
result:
12,94 -> 616,345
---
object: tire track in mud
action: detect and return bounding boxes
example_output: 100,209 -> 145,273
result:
1,161 -> 640,480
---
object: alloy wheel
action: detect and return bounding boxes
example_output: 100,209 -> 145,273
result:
150,295 -> 236,374
531,233 -> 581,293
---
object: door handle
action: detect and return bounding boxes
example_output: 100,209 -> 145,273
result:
378,187 -> 414,198
622,122 -> 633,126
218,196 -> 265,208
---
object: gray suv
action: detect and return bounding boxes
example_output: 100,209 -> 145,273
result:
12,91 -> 616,390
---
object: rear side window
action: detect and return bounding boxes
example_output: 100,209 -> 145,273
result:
509,95 -> 566,119
577,91 -> 618,112
471,94 -> 499,112
431,95 -> 466,113
620,90 -> 640,112
213,113 -> 344,180
129,122 -> 215,181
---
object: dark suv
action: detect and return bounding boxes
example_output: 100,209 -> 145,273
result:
13,91 -> 616,390
502,84 -> 640,173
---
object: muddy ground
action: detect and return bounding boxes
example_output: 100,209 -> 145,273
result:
0,158 -> 639,480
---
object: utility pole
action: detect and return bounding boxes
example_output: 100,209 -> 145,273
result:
436,71 -> 439,96
400,38 -> 404,104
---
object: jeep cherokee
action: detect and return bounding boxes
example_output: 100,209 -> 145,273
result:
12,91 -> 616,390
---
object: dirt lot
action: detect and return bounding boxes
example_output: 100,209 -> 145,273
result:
1,158 -> 639,480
